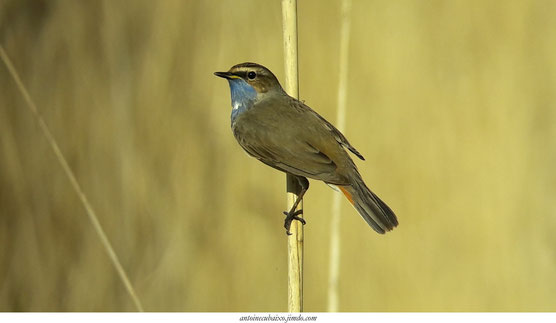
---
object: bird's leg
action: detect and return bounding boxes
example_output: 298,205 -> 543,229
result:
283,176 -> 309,235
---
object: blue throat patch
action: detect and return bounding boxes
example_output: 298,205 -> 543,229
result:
227,79 -> 257,126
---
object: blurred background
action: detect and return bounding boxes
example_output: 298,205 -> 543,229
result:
1,0 -> 556,312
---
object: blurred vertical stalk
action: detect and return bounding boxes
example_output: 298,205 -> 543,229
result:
0,46 -> 144,312
327,0 -> 352,312
281,0 -> 303,313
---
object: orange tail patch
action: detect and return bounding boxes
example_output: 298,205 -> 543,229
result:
339,186 -> 355,205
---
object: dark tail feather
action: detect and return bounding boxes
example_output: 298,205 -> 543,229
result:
339,176 -> 398,234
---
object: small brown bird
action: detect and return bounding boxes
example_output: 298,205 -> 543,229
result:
215,62 -> 398,235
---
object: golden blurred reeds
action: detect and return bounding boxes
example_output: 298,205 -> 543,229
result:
1,0 -> 556,312
328,0 -> 352,312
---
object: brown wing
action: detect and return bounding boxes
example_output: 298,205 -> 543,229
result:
295,100 -> 365,161
235,127 -> 349,184
232,94 -> 359,185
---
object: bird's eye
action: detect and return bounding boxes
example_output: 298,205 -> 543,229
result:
247,71 -> 257,80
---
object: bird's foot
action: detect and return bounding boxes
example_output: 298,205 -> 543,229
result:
283,209 -> 306,235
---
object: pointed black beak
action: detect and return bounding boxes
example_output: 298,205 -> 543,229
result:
214,71 -> 233,79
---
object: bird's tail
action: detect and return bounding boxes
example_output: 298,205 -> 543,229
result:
338,174 -> 398,234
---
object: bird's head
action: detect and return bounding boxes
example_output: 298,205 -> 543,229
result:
215,62 -> 284,114
215,62 -> 283,94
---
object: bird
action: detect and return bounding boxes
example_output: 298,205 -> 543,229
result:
214,62 -> 398,235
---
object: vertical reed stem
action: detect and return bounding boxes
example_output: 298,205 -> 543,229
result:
327,0 -> 352,312
281,0 -> 303,313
